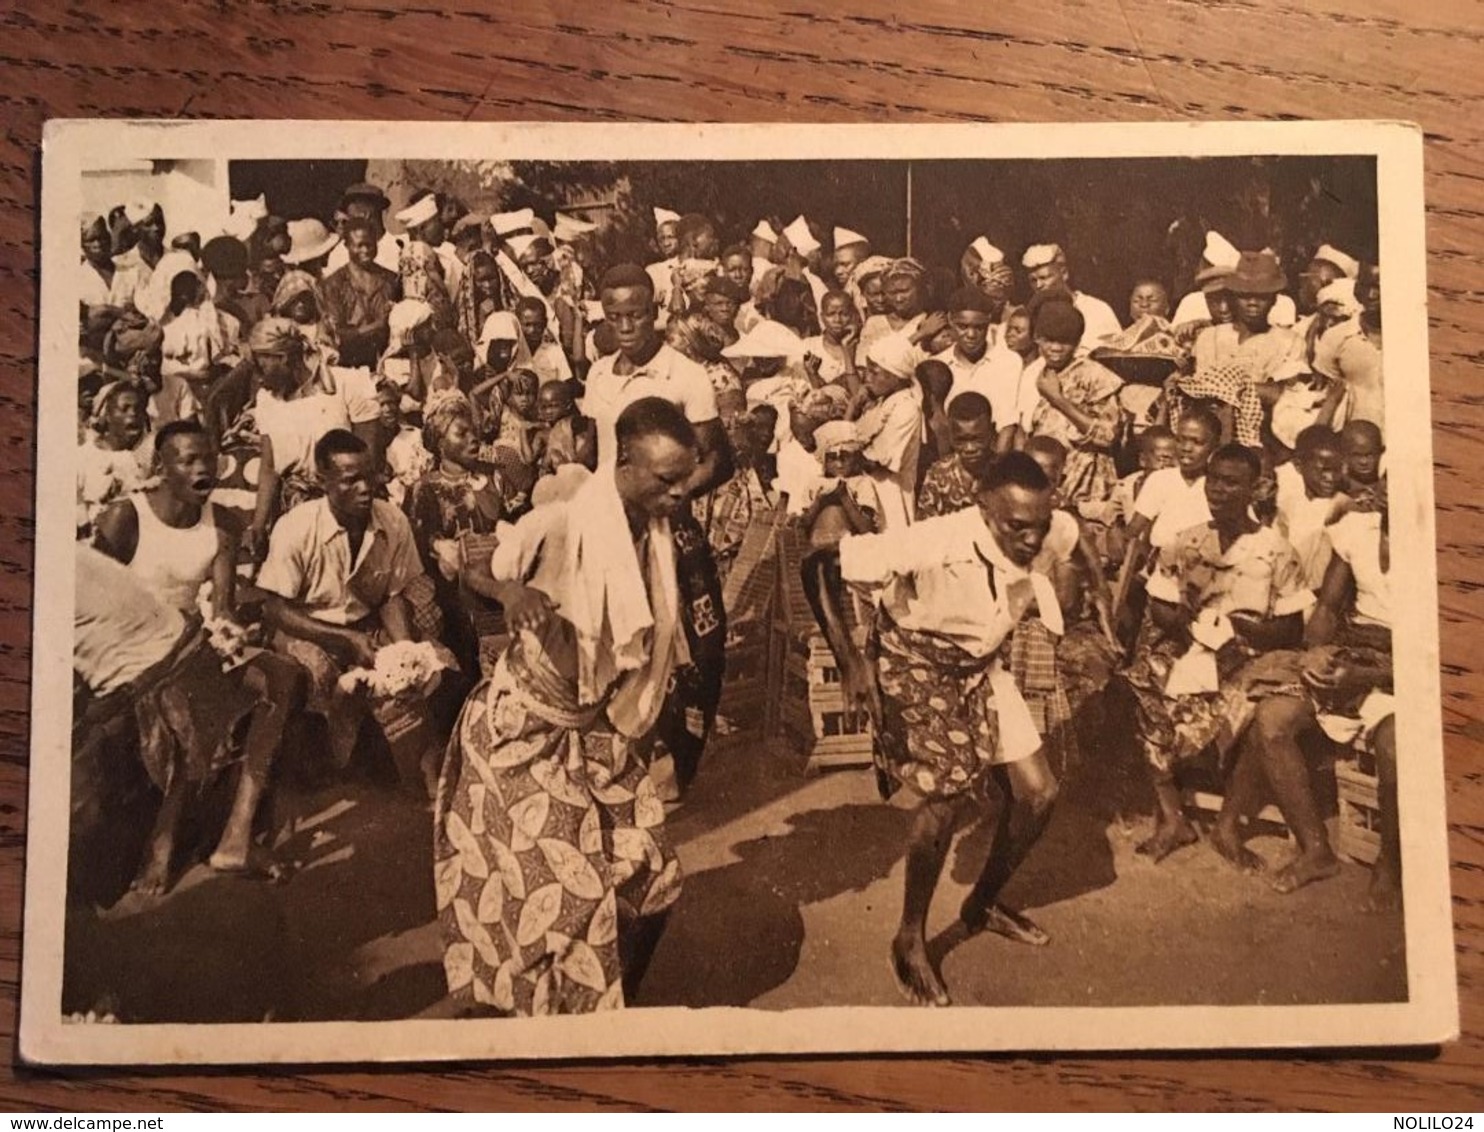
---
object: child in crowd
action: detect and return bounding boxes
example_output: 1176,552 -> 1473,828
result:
514,295 -> 573,386
1080,424 -> 1177,569
378,383 -> 434,508
801,289 -> 861,392
798,419 -> 882,540
537,378 -> 597,475
1341,419 -> 1385,499
1275,424 -> 1350,591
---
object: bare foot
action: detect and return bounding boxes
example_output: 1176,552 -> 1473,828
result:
208,848 -> 289,882
1209,822 -> 1266,874
962,901 -> 1050,946
1135,819 -> 1198,863
129,843 -> 173,897
1364,865 -> 1403,912
1270,848 -> 1341,895
889,933 -> 950,1007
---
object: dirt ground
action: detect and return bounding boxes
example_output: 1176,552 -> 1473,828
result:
60,717 -> 1406,1024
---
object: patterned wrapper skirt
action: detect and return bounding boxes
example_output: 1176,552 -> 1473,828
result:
432,645 -> 683,1016
1124,632 -> 1307,776
872,619 -> 1002,802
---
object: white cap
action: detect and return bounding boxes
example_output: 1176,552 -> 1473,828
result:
582,299 -> 606,323
1316,276 -> 1360,314
720,318 -> 805,361
865,332 -> 918,381
1202,230 -> 1241,270
1313,244 -> 1360,279
783,216 -> 821,257
833,226 -> 868,250
506,233 -> 548,260
970,236 -> 1004,265
653,206 -> 682,227
752,219 -> 779,243
490,208 -> 535,237
394,195 -> 440,230
1021,243 -> 1063,269
553,211 -> 596,242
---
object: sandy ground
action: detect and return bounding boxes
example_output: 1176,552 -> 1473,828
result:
61,718 -> 1406,1023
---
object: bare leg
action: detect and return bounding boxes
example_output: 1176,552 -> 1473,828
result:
211,656 -> 303,873
325,691 -> 365,772
131,779 -> 187,896
891,796 -> 959,1006
960,750 -> 1058,945
1254,696 -> 1341,894
1210,738 -> 1268,873
1366,716 -> 1402,912
1137,773 -> 1198,862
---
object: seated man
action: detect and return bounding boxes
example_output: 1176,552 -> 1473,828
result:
1122,444 -> 1312,863
1274,424 -> 1350,592
1228,480 -> 1396,902
73,543 -> 265,896
256,429 -> 430,769
92,420 -> 303,880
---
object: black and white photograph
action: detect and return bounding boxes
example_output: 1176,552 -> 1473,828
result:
21,119 -> 1455,1065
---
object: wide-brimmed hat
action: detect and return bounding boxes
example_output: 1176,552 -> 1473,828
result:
282,218 -> 341,265
339,182 -> 391,211
1224,250 -> 1286,295
1195,263 -> 1235,293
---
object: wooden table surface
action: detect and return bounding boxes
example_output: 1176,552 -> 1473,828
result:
3,0 -> 1482,1112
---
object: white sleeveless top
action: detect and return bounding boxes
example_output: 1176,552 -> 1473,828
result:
128,492 -> 218,613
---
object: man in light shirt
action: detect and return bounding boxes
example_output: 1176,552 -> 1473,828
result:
1021,243 -> 1122,352
810,453 -> 1064,1007
937,286 -> 1034,444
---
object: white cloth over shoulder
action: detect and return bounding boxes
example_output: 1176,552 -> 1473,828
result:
489,466 -> 686,736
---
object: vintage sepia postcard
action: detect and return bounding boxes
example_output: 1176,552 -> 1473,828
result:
21,118 -> 1456,1065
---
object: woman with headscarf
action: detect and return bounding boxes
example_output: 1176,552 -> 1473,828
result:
270,269 -> 340,362
857,257 -> 926,367
378,298 -> 442,419
847,255 -> 894,324
666,311 -> 741,401
453,249 -> 504,362
1026,294 -> 1126,508
80,214 -> 116,312
233,318 -> 381,561
77,378 -> 154,538
404,393 -> 509,677
155,256 -> 241,424
107,200 -> 167,311
959,239 -> 1015,340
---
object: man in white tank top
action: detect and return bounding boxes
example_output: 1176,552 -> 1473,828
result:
93,421 -> 304,882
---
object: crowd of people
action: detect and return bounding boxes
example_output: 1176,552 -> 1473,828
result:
71,176 -> 1395,1015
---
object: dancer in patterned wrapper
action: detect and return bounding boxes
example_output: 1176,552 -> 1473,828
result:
810,452 -> 1064,1007
434,397 -> 697,1016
